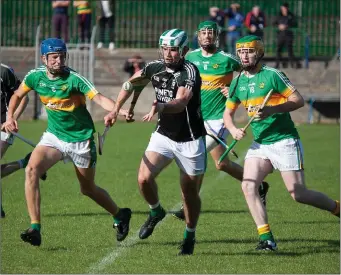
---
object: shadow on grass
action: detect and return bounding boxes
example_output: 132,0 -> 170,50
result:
134,238 -> 339,256
278,220 -> 340,225
44,209 -> 249,217
43,246 -> 68,252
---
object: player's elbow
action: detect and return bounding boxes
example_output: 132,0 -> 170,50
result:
295,96 -> 304,109
298,97 -> 305,108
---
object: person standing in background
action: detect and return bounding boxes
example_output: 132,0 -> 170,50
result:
224,3 -> 244,54
96,0 -> 115,51
273,3 -> 298,68
244,6 -> 266,39
51,1 -> 70,42
73,0 -> 92,45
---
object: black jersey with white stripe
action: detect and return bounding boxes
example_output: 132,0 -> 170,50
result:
141,60 -> 206,142
1,64 -> 21,123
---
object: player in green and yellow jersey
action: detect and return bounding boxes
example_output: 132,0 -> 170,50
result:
224,35 -> 340,251
2,38 -> 132,246
172,21 -> 269,220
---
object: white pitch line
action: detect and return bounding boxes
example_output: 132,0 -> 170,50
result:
88,151 -> 246,273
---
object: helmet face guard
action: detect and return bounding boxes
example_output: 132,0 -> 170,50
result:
197,21 -> 219,50
41,38 -> 68,75
159,29 -> 188,69
236,38 -> 264,70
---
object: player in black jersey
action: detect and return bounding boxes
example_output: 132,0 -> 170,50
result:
106,29 -> 206,255
0,64 -> 31,217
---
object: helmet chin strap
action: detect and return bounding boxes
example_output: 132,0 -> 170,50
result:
201,44 -> 216,51
159,47 -> 185,70
44,53 -> 67,75
46,66 -> 65,75
164,58 -> 184,70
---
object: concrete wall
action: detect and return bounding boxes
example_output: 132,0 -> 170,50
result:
1,47 -> 339,124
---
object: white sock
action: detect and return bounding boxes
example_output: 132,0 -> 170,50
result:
149,202 -> 160,209
186,225 -> 196,232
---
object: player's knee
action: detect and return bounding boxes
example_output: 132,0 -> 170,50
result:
25,165 -> 39,180
137,174 -> 150,187
80,184 -> 96,197
241,180 -> 258,196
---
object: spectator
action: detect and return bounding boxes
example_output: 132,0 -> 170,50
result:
208,6 -> 226,49
73,0 -> 92,45
273,3 -> 298,68
96,0 -> 115,51
224,3 -> 244,54
123,55 -> 145,77
244,5 -> 266,39
51,1 -> 70,42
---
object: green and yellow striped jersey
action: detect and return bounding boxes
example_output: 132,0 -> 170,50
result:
186,49 -> 241,120
226,65 -> 300,144
21,66 -> 98,142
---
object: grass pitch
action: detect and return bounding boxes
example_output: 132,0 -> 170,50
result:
1,121 -> 339,274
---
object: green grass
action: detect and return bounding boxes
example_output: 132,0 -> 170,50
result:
1,121 -> 339,274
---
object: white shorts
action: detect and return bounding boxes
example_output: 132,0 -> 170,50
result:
245,138 -> 304,171
146,131 -> 207,176
204,119 -> 229,152
37,131 -> 97,168
1,131 -> 14,145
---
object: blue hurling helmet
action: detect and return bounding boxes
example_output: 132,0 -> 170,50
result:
40,38 -> 67,74
40,38 -> 67,56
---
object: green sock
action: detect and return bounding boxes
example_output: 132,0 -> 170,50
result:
31,223 -> 41,231
113,209 -> 121,224
184,228 -> 195,240
260,231 -> 275,242
150,205 -> 163,217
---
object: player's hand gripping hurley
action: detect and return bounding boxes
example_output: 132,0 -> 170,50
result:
218,89 -> 273,164
97,126 -> 110,155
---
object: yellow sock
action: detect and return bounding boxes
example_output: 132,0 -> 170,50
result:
257,224 -> 270,235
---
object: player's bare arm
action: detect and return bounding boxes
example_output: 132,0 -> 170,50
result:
126,71 -> 146,121
13,93 -> 29,120
91,92 -> 128,117
2,84 -> 30,133
105,70 -> 149,125
223,107 -> 246,141
156,86 -> 193,114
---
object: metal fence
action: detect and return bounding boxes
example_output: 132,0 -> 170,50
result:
1,0 -> 339,57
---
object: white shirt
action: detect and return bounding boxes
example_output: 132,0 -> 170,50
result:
101,0 -> 112,18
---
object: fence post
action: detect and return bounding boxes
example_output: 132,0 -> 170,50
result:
304,34 -> 310,69
88,25 -> 97,115
34,25 -> 41,120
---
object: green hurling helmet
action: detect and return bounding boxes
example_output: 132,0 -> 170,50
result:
236,35 -> 264,56
197,20 -> 219,49
236,35 -> 265,68
197,20 -> 219,32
